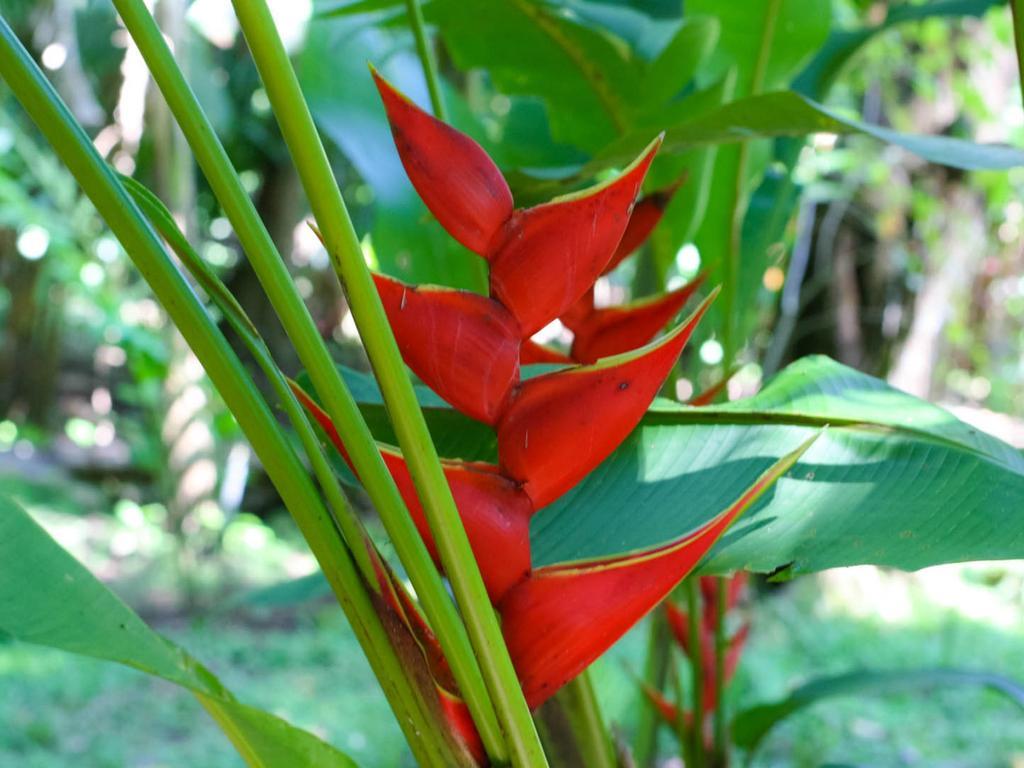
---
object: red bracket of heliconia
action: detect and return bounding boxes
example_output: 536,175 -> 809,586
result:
293,66 -> 786,765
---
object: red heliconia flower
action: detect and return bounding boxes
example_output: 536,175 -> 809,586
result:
663,572 -> 751,711
438,688 -> 487,766
306,67 -> 808,744
517,181 -> 698,367
519,339 -> 573,366
370,65 -> 513,256
372,67 -> 661,338
369,548 -> 486,764
641,681 -> 687,726
487,142 -> 660,336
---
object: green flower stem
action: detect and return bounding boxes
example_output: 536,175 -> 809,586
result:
686,578 -> 705,767
556,673 -> 617,768
111,1 -> 505,759
404,0 -> 447,121
633,611 -> 671,767
227,2 -> 547,765
716,2 -> 781,759
712,583 -> 727,765
122,173 -> 378,586
0,19 -> 455,766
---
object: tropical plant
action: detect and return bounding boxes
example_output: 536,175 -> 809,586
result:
3,1 -> 1024,767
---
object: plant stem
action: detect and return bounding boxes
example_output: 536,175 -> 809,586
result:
123,172 -> 378,585
716,3 -> 781,760
557,673 -> 617,768
111,1 -> 505,759
0,20 -> 455,765
633,611 -> 671,767
404,0 -> 447,121
227,2 -> 547,765
712,583 -> 727,766
1011,1 -> 1024,110
686,578 -> 705,767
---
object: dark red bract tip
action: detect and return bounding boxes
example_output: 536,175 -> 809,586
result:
371,67 -> 513,256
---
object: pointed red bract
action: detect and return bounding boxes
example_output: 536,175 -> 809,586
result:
489,137 -> 662,337
438,689 -> 487,766
370,553 -> 487,765
373,273 -> 520,425
603,182 -> 683,274
379,449 -> 534,603
570,277 -> 706,364
664,600 -> 691,655
560,288 -> 595,332
372,67 -> 513,256
291,383 -> 533,602
497,293 -> 715,508
498,496 -> 746,709
641,682 -> 685,726
519,339 -> 573,366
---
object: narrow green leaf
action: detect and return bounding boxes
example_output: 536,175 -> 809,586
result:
732,668 -> 1024,752
0,495 -> 358,768
314,0 -> 405,19
601,90 -> 1024,172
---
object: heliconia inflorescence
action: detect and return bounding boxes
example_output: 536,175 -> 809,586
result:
297,67 -> 758,763
642,573 -> 751,746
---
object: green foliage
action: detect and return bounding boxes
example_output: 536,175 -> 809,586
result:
0,494 -> 358,768
732,667 -> 1024,753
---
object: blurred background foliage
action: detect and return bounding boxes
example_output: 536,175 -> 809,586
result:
2,0 -> 1024,765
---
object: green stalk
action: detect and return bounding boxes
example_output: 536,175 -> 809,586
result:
556,673 -> 617,768
669,651 -> 692,767
633,611 -> 671,767
123,173 -> 378,584
0,20 -> 454,765
686,578 -> 705,767
716,3 -> 781,760
1012,1 -> 1024,110
712,584 -> 727,766
227,2 -> 547,765
110,1 -> 505,759
404,0 -> 447,121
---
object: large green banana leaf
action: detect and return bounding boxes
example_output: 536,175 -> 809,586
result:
342,356 -> 1024,573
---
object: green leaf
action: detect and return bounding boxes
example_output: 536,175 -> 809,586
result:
732,668 -> 1024,752
688,0 -> 831,95
0,495 -> 359,768
602,89 -> 1024,172
529,356 -> 1024,571
314,0 -> 405,19
432,0 -> 640,150
336,355 -> 1024,574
